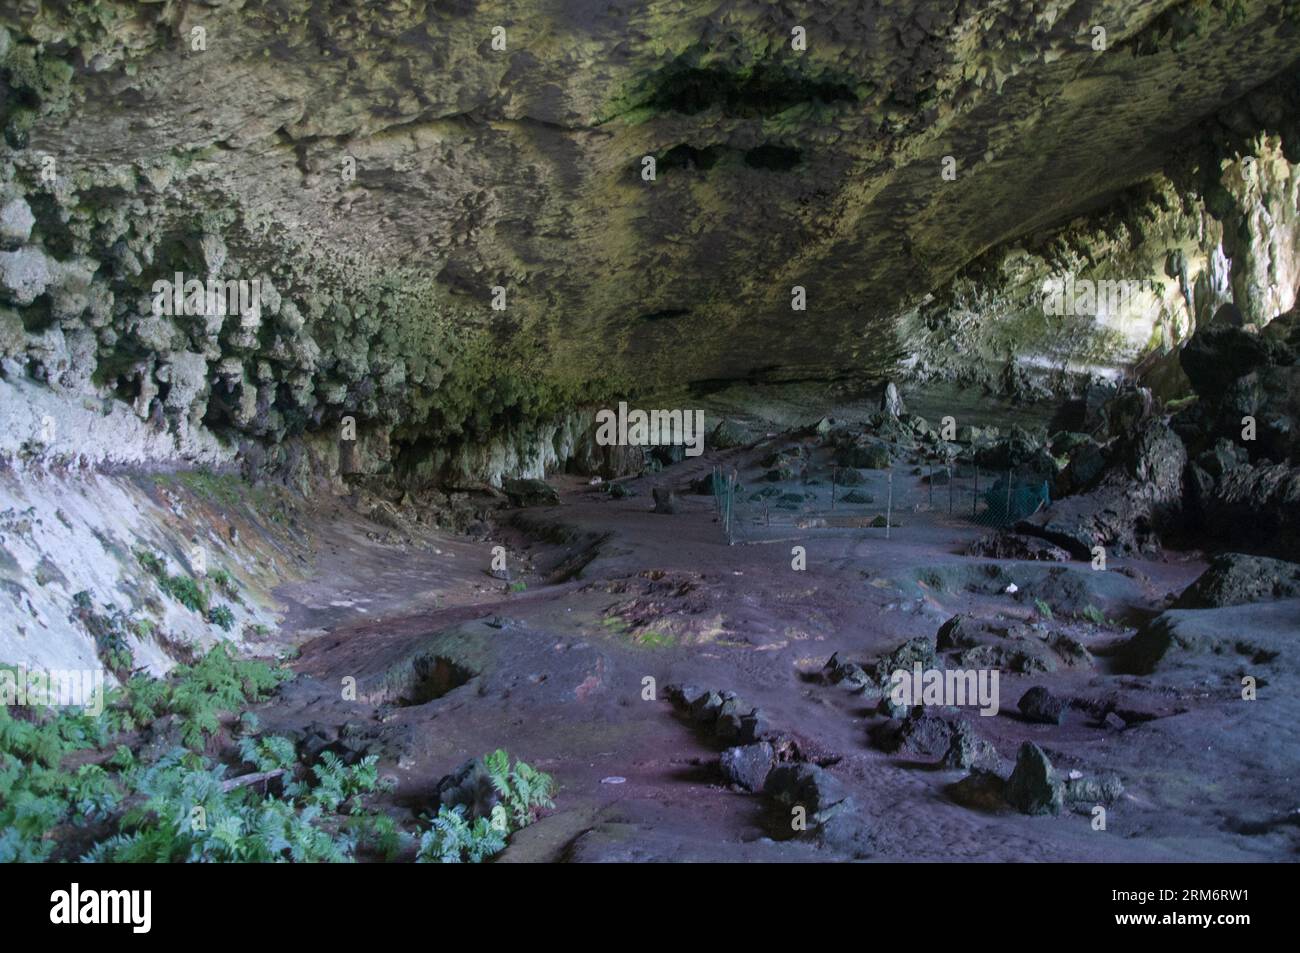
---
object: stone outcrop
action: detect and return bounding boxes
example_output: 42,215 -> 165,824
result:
2,5 -> 1300,487
1174,552 -> 1300,608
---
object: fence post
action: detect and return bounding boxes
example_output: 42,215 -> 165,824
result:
1005,469 -> 1013,527
727,469 -> 737,546
885,469 -> 893,540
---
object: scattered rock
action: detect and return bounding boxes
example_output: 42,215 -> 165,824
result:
957,640 -> 1056,675
1046,632 -> 1094,668
668,685 -> 768,746
720,742 -> 774,792
1064,773 -> 1125,807
1005,742 -> 1063,816
1018,685 -> 1067,725
652,486 -> 677,514
941,719 -> 1002,771
965,531 -> 1070,562
948,768 -> 1008,811
823,652 -> 872,691
936,614 -> 984,650
764,763 -> 874,857
871,635 -> 938,686
875,709 -> 959,759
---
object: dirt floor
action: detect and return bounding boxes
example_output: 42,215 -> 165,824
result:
251,422 -> 1300,862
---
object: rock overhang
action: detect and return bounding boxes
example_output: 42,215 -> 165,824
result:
2,1 -> 1300,465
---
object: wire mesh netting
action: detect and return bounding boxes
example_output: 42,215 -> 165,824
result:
973,473 -> 1052,528
707,456 -> 1051,545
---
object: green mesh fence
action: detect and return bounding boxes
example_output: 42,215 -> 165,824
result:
973,475 -> 1051,527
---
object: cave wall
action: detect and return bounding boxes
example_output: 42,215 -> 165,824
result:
902,128 -> 1300,397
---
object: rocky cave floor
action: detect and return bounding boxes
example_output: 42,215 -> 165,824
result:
193,401 -> 1299,863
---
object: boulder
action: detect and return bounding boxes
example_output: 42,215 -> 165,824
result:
709,418 -> 749,449
823,652 -> 872,691
1005,742 -> 1063,816
1019,418 -> 1186,557
871,635 -> 937,686
1063,773 -> 1124,807
948,769 -> 1008,811
1116,599 -> 1300,675
1018,685 -> 1067,725
875,709 -> 959,759
941,719 -> 1002,771
720,742 -> 774,792
1181,324 -> 1280,401
974,425 -> 1055,476
1202,460 -> 1300,560
502,478 -> 559,507
651,486 -> 677,514
837,442 -> 891,469
1174,552 -> 1300,608
936,614 -> 985,650
964,532 -> 1070,562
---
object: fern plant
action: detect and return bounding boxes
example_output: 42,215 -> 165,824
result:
415,750 -> 555,863
482,748 -> 556,828
415,805 -> 507,863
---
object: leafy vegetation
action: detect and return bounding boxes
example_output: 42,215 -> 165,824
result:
210,569 -> 240,602
2,652 -> 554,863
69,591 -> 135,677
84,747 -> 393,863
416,806 -> 507,863
1081,604 -> 1107,625
416,750 -> 554,863
134,549 -> 237,628
208,605 -> 236,631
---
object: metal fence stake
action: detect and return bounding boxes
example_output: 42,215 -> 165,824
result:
1005,469 -> 1013,527
886,469 -> 893,540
